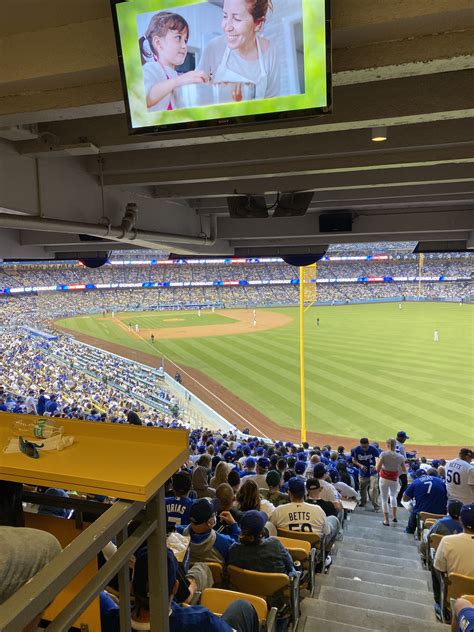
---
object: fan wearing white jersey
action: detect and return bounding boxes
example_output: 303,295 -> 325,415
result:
269,478 -> 340,548
445,448 -> 474,505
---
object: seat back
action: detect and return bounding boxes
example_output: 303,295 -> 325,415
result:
429,533 -> 444,552
419,512 -> 446,524
276,528 -> 321,548
201,588 -> 268,624
447,574 -> 474,603
227,565 -> 289,598
276,536 -> 310,562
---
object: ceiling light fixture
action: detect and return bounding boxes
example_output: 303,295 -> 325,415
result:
371,126 -> 387,142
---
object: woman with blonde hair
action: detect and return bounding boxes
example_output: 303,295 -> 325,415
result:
210,461 -> 231,489
376,437 -> 406,526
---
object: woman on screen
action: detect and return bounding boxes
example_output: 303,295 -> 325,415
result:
139,12 -> 208,111
198,0 -> 280,99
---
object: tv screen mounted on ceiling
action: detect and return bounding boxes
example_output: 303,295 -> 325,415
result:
111,0 -> 331,134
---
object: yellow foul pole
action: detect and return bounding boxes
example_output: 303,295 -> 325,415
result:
299,266 -> 306,443
418,253 -> 424,298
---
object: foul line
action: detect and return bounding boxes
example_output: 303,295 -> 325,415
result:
134,331 -> 271,440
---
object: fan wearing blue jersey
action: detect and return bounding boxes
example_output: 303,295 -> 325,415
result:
403,468 -> 447,534
351,438 -> 380,511
452,597 -> 474,632
165,471 -> 194,531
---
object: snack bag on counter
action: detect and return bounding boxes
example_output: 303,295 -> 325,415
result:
4,418 -> 74,456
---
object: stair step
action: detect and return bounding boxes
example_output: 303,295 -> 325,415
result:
342,535 -> 417,552
336,549 -> 422,569
300,601 -> 446,632
343,527 -> 413,543
322,576 -> 433,605
326,566 -> 429,591
332,558 -> 428,580
340,539 -> 416,558
298,616 -> 368,631
318,586 -> 434,620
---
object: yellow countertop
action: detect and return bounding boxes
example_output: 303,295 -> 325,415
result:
0,414 -> 189,501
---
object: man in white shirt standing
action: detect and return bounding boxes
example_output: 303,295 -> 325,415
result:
25,390 -> 37,415
445,448 -> 474,505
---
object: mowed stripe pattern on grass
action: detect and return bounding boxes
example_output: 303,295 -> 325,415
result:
58,303 -> 473,446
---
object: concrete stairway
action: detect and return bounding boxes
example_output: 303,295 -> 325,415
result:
298,507 -> 449,631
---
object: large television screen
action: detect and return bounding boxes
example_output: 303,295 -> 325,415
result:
111,0 -> 331,133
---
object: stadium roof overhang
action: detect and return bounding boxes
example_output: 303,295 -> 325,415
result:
0,0 -> 473,259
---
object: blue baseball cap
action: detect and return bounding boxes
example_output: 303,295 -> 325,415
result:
295,461 -> 306,475
240,510 -> 267,536
256,447 -> 265,456
190,498 -> 215,524
460,504 -> 474,529
246,457 -> 256,468
223,450 -> 234,461
397,431 -> 409,439
313,463 -> 327,478
257,457 -> 270,470
288,477 -> 306,496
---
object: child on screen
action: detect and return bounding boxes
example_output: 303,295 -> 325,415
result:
139,12 -> 208,111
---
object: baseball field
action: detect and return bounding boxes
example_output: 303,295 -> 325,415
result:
56,302 -> 473,450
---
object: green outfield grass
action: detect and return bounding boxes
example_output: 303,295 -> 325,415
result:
57,303 -> 474,446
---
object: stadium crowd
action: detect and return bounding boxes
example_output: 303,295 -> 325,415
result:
1,422 -> 473,631
0,330 -> 186,428
0,254 -> 471,290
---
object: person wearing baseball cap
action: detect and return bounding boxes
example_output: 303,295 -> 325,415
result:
419,499 -> 464,564
240,457 -> 256,479
270,478 -> 340,563
176,498 -> 240,565
351,438 -> 380,511
433,504 -> 474,614
132,547 -> 260,632
395,430 -> 418,505
227,510 -> 295,577
244,457 -> 271,490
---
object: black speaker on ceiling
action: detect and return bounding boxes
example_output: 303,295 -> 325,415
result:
273,192 -> 314,217
227,196 -> 268,218
319,212 -> 353,233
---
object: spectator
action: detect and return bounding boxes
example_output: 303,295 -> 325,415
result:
240,457 -> 256,479
36,389 -> 47,415
433,504 -> 474,614
227,469 -> 241,495
178,498 -> 240,564
214,483 -> 243,532
451,596 -> 474,632
395,431 -> 414,506
270,478 -> 340,551
419,499 -> 463,564
259,470 -> 289,507
376,437 -> 407,526
351,438 -> 380,511
236,479 -> 275,517
192,454 -> 215,499
132,548 -> 258,632
312,464 -> 342,510
126,409 -> 142,426
210,461 -> 231,490
403,469 -> 448,534
0,526 -> 62,631
45,394 -> 58,415
165,471 -> 194,531
228,510 -> 295,576
445,448 -> 474,505
25,389 -> 37,415
306,479 -> 338,518
244,458 -> 270,489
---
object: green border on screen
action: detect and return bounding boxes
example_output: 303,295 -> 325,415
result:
111,0 -> 331,134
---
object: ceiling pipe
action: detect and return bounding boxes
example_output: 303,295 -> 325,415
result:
0,206 -> 217,247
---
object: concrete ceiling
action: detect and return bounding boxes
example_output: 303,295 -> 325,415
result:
0,0 -> 473,259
